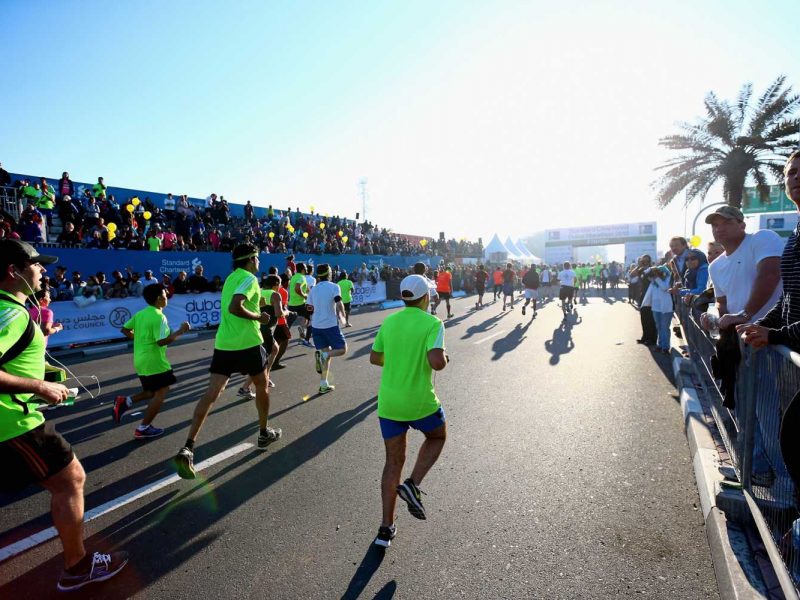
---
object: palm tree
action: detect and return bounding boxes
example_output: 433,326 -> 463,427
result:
654,76 -> 800,209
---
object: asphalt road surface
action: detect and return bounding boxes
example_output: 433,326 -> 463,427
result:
0,290 -> 719,599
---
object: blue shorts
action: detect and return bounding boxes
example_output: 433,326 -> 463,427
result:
310,326 -> 346,351
379,406 -> 446,440
503,283 -> 514,297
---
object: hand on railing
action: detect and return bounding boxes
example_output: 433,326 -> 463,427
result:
736,324 -> 770,349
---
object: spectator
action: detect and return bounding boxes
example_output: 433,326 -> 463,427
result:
0,161 -> 10,186
647,265 -> 674,355
107,271 -> 129,299
209,275 -> 223,293
707,241 -> 724,263
18,203 -> 44,242
92,176 -> 107,199
57,171 -> 74,200
53,266 -> 74,301
57,221 -> 81,246
162,274 -> 175,298
146,231 -> 161,252
669,236 -> 690,285
30,288 -> 63,346
128,272 -> 144,297
71,270 -> 86,291
188,265 -> 208,293
142,270 -> 159,288
682,249 -> 710,296
173,271 -> 189,294
82,275 -> 104,301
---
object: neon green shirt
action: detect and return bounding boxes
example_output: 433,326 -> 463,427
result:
288,273 -> 307,306
124,306 -> 171,376
338,279 -> 354,303
372,307 -> 445,421
147,237 -> 161,251
216,269 -> 262,351
0,291 -> 45,442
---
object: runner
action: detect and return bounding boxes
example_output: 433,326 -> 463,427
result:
0,240 -> 128,590
433,266 -> 454,318
369,274 -> 449,548
302,263 -> 317,345
540,265 -> 551,301
114,284 -> 190,438
492,267 -> 503,301
501,262 -> 516,311
174,243 -> 281,479
558,261 -> 578,318
412,262 -> 438,308
474,264 -> 488,309
272,272 -> 293,370
521,266 -> 540,317
307,264 -> 347,394
287,263 -> 310,343
337,271 -> 355,328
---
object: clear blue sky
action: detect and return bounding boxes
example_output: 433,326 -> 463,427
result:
2,0 -> 799,249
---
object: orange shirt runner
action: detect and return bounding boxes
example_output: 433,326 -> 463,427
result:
436,271 -> 453,294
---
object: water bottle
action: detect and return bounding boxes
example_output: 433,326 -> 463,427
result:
705,307 -> 721,340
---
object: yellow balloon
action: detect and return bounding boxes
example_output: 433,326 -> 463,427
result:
420,239 -> 428,247
338,230 -> 343,237
310,205 -> 315,213
268,231 -> 275,239
303,232 -> 309,239
342,236 -> 348,243
132,198 -> 140,206
126,204 -> 134,213
319,223 -> 326,230
106,222 -> 117,233
690,235 -> 702,247
288,225 -> 295,233
108,231 -> 116,241
143,211 -> 152,220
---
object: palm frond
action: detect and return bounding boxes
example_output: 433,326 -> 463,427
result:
735,82 -> 753,132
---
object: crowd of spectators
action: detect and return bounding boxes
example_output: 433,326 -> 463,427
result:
0,167 -> 483,259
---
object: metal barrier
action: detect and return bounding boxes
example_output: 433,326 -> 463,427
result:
676,301 -> 800,595
0,185 -> 21,220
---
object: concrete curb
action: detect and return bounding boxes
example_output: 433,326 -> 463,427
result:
670,352 -> 765,600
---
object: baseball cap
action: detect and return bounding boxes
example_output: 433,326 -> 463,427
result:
705,205 -> 744,224
0,239 -> 58,265
400,274 -> 430,301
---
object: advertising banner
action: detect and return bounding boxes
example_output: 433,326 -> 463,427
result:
545,222 -> 656,248
50,282 -> 387,347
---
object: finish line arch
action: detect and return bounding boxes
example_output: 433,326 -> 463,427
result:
544,222 -> 657,266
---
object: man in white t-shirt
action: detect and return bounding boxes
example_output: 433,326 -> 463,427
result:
307,263 -> 347,394
301,265 -> 317,346
703,206 -> 783,331
558,262 -> 577,313
540,266 -> 552,300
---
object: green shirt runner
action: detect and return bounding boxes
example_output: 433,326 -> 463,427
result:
216,268 -> 263,351
123,305 -> 171,376
372,307 -> 445,422
338,278 -> 354,303
288,272 -> 307,306
0,290 -> 46,442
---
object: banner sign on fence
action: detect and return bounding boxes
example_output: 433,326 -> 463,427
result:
51,283 -> 386,347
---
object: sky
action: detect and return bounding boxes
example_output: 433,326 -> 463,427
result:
2,0 -> 799,253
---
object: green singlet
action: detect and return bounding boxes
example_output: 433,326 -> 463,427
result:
337,279 -> 354,303
288,272 -> 307,306
124,305 -> 171,376
215,268 -> 263,351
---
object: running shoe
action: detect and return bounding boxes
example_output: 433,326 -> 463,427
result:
447,313 -> 454,319
112,396 -> 129,424
318,383 -> 335,394
257,426 -> 282,450
300,340 -> 314,348
174,447 -> 196,479
521,305 -> 526,316
345,323 -> 353,328
314,350 -> 323,374
57,551 -> 129,592
374,523 -> 397,548
397,478 -> 427,520
269,379 -> 276,388
272,362 -> 286,370
237,387 -> 255,399
134,425 -> 164,440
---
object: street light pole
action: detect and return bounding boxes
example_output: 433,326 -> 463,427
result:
692,201 -> 729,236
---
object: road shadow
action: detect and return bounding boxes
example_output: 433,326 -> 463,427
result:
460,312 -> 505,340
490,320 -> 533,361
341,544 -> 390,600
544,313 -> 582,365
0,397 -> 379,599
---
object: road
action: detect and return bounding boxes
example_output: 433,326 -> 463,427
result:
0,290 -> 719,599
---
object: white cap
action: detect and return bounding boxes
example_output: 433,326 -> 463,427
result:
400,274 -> 430,301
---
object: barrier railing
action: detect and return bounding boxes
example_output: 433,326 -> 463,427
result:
676,301 -> 800,595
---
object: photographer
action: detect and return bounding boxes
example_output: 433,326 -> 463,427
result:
631,255 -> 657,346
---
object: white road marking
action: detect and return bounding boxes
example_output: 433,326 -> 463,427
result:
0,442 -> 254,563
129,412 -> 142,417
474,330 -> 506,345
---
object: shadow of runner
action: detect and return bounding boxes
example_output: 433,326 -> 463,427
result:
341,544 -> 389,600
490,321 -> 533,361
0,398 -> 379,599
461,312 -> 505,340
543,316 -> 581,365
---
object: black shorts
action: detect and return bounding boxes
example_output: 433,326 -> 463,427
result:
288,304 -> 311,320
139,369 -> 177,392
343,302 -> 351,315
559,286 -> 575,301
476,283 -> 485,294
0,422 -> 74,493
438,292 -> 451,300
209,345 -> 268,377
274,324 -> 291,342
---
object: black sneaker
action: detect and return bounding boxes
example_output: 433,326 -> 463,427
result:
521,305 -> 526,316
257,427 -> 282,450
174,447 -> 196,479
396,478 -> 427,520
271,362 -> 286,370
374,523 -> 397,548
57,551 -> 129,592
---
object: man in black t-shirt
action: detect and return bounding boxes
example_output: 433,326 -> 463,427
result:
188,265 -> 209,293
521,267 -> 540,317
502,263 -> 516,311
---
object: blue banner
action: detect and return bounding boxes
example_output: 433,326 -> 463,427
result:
36,246 -> 440,280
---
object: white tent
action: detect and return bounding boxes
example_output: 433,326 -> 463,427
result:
504,237 -> 526,261
483,234 -> 512,262
515,239 -> 534,258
